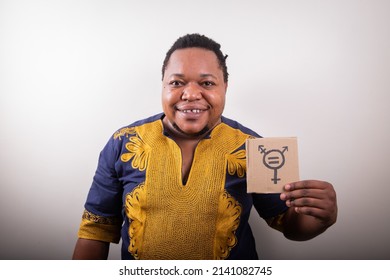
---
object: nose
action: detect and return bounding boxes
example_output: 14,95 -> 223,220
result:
181,82 -> 202,101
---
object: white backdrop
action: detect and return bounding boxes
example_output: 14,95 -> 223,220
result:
1,0 -> 389,260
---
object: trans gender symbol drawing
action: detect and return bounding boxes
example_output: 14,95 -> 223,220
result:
258,145 -> 288,184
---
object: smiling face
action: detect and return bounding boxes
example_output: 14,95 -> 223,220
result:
162,48 -> 227,139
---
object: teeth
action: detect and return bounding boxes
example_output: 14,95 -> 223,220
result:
182,109 -> 202,113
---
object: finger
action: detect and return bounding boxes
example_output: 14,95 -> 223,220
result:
281,188 -> 325,201
294,206 -> 331,221
287,196 -> 325,209
284,180 -> 332,191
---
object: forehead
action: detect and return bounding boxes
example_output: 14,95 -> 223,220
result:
165,48 -> 221,75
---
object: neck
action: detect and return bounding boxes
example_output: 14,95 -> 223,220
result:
162,117 -> 218,142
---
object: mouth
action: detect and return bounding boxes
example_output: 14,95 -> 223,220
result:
176,104 -> 210,114
178,109 -> 206,114
176,108 -> 208,120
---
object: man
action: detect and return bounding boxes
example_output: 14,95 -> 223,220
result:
72,34 -> 337,260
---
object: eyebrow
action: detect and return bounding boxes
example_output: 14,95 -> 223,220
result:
169,73 -> 218,79
200,73 -> 217,79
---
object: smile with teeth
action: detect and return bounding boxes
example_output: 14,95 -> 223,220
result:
180,109 -> 204,113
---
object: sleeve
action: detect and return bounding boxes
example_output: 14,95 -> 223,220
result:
77,136 -> 124,243
252,193 -> 289,232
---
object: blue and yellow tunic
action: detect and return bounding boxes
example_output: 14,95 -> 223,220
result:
77,113 -> 288,259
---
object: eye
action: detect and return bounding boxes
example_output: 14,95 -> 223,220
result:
201,81 -> 215,87
169,80 -> 183,87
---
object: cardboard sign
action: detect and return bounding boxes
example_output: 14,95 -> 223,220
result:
246,137 -> 300,193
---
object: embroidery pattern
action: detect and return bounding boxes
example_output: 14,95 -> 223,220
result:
214,190 -> 242,259
121,134 -> 151,171
82,210 -> 121,225
226,149 -> 246,178
125,183 -> 147,260
113,127 -> 136,140
121,121 -> 250,259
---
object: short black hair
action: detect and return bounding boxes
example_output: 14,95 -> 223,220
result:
162,33 -> 229,82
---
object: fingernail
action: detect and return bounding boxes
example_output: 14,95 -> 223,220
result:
280,193 -> 286,200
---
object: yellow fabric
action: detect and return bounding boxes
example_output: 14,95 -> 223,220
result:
125,183 -> 147,259
78,210 -> 122,243
123,120 -> 250,259
213,191 -> 242,259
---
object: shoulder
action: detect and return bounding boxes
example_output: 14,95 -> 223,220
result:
221,116 -> 262,138
112,113 -> 163,140
127,113 -> 164,128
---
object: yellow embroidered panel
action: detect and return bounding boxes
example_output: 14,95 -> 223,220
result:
121,136 -> 151,171
78,210 -> 122,243
123,120 -> 250,259
113,127 -> 136,140
214,191 -> 242,259
226,149 -> 246,178
125,183 -> 147,259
